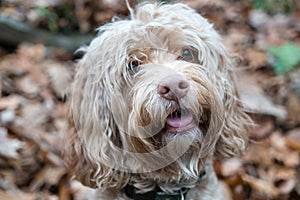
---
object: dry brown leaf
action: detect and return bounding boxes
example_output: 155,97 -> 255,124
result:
29,166 -> 65,192
278,178 -> 297,195
19,102 -> 53,128
52,103 -> 67,119
265,166 -> 297,194
241,174 -> 279,198
248,115 -> 274,139
232,184 -> 247,200
46,63 -> 73,98
17,43 -> 46,63
237,72 -> 287,120
0,190 -> 36,200
0,108 -> 15,124
59,179 -> 73,200
244,49 -> 267,69
46,152 -> 65,167
269,132 -> 286,150
276,151 -> 299,167
270,133 -> 299,167
243,142 -> 273,167
221,158 -> 243,177
295,165 -> 300,195
285,92 -> 300,124
0,127 -> 23,159
0,95 -> 25,110
0,56 -> 27,76
257,164 -> 296,184
75,5 -> 92,33
16,76 -> 40,97
272,166 -> 295,182
248,10 -> 269,31
286,128 -> 300,151
186,0 -> 227,9
223,29 -> 248,52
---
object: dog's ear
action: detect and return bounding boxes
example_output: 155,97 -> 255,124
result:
62,43 -> 129,189
214,55 -> 250,159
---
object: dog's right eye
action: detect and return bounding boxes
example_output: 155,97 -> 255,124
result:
128,60 -> 141,74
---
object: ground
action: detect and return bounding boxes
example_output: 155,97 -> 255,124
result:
0,0 -> 300,199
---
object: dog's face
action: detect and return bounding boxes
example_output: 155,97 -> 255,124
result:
64,3 -> 249,189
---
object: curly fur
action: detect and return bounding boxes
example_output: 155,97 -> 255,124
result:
63,2 -> 249,199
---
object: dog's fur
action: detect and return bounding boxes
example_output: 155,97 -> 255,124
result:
63,3 -> 249,199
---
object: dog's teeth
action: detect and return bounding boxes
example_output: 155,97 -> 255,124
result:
174,110 -> 181,118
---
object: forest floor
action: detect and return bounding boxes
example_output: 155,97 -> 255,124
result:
0,0 -> 300,199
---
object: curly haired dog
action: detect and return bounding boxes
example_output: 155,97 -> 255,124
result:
63,2 -> 249,200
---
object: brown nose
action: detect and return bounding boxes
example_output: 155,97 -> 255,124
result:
158,75 -> 189,101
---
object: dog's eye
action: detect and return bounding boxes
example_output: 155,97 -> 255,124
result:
178,48 -> 203,65
128,60 -> 141,73
181,48 -> 194,61
178,48 -> 199,64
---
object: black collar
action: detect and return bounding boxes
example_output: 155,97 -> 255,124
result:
124,184 -> 188,200
124,170 -> 206,200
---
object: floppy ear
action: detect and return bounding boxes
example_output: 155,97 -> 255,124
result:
62,37 -> 130,189
214,54 -> 250,159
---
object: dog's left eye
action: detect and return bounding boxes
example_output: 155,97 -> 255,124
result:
178,48 -> 199,63
128,60 -> 141,73
182,49 -> 194,61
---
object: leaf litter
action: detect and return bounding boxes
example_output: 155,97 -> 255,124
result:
0,0 -> 300,199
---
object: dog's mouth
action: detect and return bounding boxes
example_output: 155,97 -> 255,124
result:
165,109 -> 195,133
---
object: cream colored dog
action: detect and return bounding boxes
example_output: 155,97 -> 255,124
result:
63,2 -> 249,200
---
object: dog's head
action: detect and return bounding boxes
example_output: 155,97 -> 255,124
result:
63,3 -> 249,189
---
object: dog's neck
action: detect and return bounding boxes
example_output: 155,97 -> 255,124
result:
124,170 -> 206,199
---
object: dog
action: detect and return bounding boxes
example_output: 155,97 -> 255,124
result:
63,2 -> 249,199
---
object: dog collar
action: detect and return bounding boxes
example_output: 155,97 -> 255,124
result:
124,170 -> 206,200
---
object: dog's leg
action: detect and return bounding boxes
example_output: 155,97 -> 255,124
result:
93,188 -> 130,200
186,163 -> 225,200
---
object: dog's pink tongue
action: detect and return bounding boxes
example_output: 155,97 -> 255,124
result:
167,113 -> 193,128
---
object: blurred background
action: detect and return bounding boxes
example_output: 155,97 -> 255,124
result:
0,0 -> 300,199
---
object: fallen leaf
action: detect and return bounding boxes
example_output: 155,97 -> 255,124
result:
244,49 -> 267,69
241,174 -> 279,198
286,128 -> 300,151
0,127 -> 23,159
278,178 -> 297,195
17,43 -> 46,63
223,28 -> 248,52
19,102 -> 53,128
269,132 -> 299,167
0,108 -> 15,124
221,158 -> 243,177
269,132 -> 286,150
0,190 -> 36,200
243,142 -> 273,167
237,72 -> 287,120
248,10 -> 269,31
248,114 -> 274,139
285,92 -> 300,124
29,166 -> 65,192
46,63 -> 73,98
0,95 -> 25,110
16,76 -> 40,97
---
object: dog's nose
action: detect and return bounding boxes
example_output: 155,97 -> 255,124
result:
158,75 -> 189,101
